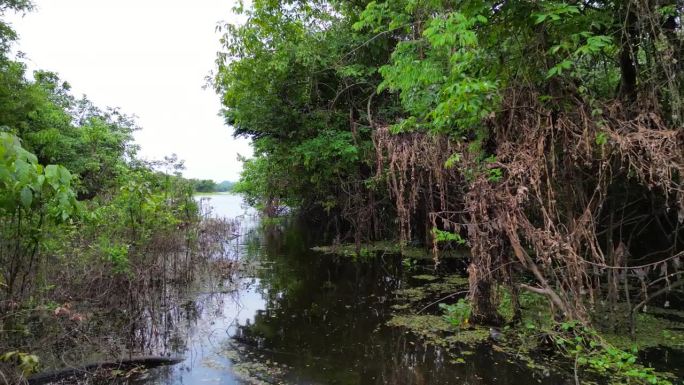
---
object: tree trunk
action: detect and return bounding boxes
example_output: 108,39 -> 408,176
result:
468,263 -> 503,325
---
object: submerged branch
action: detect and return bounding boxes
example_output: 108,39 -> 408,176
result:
27,356 -> 184,385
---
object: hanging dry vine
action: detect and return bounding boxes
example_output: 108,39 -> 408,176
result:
373,126 -> 466,247
375,85 -> 683,325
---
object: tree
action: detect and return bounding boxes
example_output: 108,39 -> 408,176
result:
192,179 -> 217,193
215,0 -> 397,232
215,180 -> 234,192
0,0 -> 32,55
218,0 -> 683,325
0,133 -> 79,299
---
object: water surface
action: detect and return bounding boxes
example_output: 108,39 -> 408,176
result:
140,194 -> 569,385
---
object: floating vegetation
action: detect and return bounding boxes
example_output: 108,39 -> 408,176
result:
218,341 -> 290,385
411,274 -> 439,281
393,274 -> 469,308
312,242 -> 428,260
394,287 -> 430,304
390,303 -> 411,311
232,362 -> 288,385
388,314 -> 489,346
312,241 -> 469,261
606,312 -> 684,351
387,278 -> 684,385
387,274 -> 490,359
425,275 -> 469,293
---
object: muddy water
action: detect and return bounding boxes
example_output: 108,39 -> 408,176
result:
140,194 -> 569,385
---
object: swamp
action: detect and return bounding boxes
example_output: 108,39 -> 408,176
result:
1,0 -> 684,384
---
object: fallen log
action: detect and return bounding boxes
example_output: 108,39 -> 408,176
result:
27,356 -> 184,385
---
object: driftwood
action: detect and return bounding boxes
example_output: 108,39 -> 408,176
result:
26,356 -> 184,385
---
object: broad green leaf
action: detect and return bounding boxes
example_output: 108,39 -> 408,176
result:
20,187 -> 32,208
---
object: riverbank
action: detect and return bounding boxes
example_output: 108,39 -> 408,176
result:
143,211 -> 683,385
139,215 -> 570,385
9,195 -> 682,385
0,192 -> 241,384
193,191 -> 235,196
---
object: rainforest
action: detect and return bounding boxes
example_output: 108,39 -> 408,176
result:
1,0 -> 683,384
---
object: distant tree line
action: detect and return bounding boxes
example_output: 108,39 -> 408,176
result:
190,179 -> 234,193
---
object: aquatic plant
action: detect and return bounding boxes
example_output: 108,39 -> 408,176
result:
439,299 -> 471,329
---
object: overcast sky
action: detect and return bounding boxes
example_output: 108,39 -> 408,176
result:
7,0 -> 252,182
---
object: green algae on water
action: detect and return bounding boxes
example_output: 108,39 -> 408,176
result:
312,241 -> 470,261
412,274 -> 439,281
312,241 -> 428,260
393,274 -> 469,307
387,314 -> 490,347
232,361 -> 288,385
218,342 -> 290,385
605,311 -> 684,350
424,275 -> 469,294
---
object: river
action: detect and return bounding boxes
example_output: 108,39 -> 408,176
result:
135,193 -> 569,385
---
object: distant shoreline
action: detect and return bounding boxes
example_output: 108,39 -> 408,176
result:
194,191 -> 236,196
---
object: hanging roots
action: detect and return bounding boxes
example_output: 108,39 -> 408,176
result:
373,126 -> 465,249
376,87 -> 683,324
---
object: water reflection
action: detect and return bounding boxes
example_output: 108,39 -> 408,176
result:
142,194 -> 568,385
232,221 -> 569,385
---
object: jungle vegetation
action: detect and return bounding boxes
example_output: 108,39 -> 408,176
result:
0,0 -> 681,382
216,0 -> 683,377
0,1 -> 227,380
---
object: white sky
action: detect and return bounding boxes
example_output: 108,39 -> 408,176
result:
7,0 -> 252,182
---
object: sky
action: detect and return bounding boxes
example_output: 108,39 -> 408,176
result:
7,0 -> 252,182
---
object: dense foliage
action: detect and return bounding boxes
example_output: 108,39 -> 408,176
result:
0,2 -> 218,380
215,0 -> 397,225
0,17 -> 194,302
217,2 -> 683,378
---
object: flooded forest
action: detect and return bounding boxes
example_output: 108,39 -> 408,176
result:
1,0 -> 684,384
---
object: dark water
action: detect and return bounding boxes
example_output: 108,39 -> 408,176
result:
140,194 -> 570,385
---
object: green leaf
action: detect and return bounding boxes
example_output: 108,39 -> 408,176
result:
444,153 -> 462,168
533,14 -> 547,24
33,175 -> 45,190
20,187 -> 32,208
559,60 -> 573,69
595,132 -> 608,146
58,167 -> 72,184
45,165 -> 60,188
432,228 -> 466,244
546,67 -> 559,79
14,159 -> 30,182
